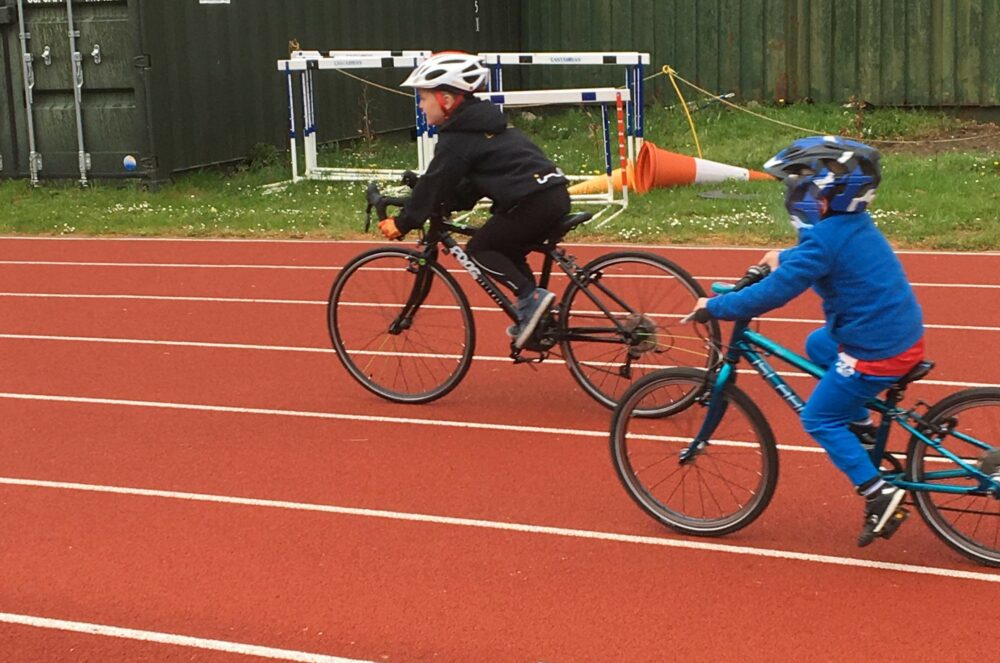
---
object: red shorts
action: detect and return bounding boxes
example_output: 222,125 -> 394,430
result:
838,337 -> 925,377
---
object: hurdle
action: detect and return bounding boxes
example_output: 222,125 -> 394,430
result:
271,49 -> 648,222
477,51 -> 649,215
275,50 -> 431,184
479,52 -> 648,167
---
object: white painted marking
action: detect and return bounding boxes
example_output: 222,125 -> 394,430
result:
0,260 -> 337,271
2,476 -> 998,584
1,292 -> 998,333
1,236 -> 998,257
0,292 -> 320,305
0,334 -> 994,388
1,260 -> 996,289
0,611 -> 371,662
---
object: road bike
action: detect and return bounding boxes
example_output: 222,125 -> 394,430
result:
327,179 -> 721,411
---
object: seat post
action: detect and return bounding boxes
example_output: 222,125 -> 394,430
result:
538,250 -> 555,290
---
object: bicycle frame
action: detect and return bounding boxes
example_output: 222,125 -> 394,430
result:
397,218 -> 659,352
690,319 -> 998,496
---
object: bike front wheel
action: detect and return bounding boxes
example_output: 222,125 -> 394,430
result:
560,251 -> 720,413
328,247 -> 476,404
610,368 -> 779,536
906,387 -> 1000,567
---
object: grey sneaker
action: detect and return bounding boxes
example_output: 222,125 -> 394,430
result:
512,288 -> 555,349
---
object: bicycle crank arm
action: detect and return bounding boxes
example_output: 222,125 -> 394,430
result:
679,439 -> 708,464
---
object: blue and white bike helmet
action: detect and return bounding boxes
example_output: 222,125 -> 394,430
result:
763,136 -> 881,228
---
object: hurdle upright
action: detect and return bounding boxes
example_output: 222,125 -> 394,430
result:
276,50 -> 431,183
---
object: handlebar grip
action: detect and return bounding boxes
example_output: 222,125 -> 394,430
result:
680,307 -> 713,325
731,263 -> 771,292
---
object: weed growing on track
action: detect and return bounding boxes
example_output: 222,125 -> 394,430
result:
1,103 -> 997,249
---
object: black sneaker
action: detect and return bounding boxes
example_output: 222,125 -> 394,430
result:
512,288 -> 555,349
858,485 -> 907,547
849,420 -> 878,450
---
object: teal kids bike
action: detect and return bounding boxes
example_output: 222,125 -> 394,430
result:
610,265 -> 1000,567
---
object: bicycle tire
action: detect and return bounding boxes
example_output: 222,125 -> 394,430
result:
610,367 -> 779,536
905,387 -> 1000,567
328,247 -> 476,404
560,251 -> 721,413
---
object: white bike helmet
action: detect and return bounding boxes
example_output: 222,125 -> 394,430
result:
400,52 -> 488,93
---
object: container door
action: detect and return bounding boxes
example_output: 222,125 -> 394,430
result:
11,0 -> 143,182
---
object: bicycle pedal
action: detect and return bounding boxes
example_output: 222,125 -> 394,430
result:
879,507 -> 909,540
510,349 -> 548,365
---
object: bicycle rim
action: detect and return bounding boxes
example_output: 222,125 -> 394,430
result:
561,252 -> 720,414
610,368 -> 778,536
907,388 -> 1000,567
329,248 -> 475,403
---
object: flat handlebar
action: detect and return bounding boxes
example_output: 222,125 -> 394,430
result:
681,263 -> 771,324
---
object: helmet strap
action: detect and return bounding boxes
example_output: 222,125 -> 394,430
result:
434,90 -> 465,120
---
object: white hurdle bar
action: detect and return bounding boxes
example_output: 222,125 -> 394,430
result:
276,50 -> 431,182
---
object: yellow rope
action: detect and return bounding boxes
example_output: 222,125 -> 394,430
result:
666,68 -> 1000,145
662,66 -> 703,158
331,68 -> 414,98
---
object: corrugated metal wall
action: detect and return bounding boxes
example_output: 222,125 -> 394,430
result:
520,0 -> 1000,106
136,0 -> 520,179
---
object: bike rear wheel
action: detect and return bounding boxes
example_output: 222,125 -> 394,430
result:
328,247 -> 476,403
560,251 -> 720,413
905,388 -> 1000,567
610,368 -> 779,536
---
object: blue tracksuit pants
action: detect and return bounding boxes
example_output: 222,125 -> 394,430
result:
801,328 -> 902,486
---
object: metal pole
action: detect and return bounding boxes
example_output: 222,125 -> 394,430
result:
285,64 -> 299,182
65,0 -> 89,186
15,0 -> 40,185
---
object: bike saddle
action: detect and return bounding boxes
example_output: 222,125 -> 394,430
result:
894,360 -> 934,387
547,212 -> 593,243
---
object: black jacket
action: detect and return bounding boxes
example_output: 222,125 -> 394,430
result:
395,98 -> 567,233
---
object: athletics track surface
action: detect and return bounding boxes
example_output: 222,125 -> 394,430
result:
1,237 -> 998,662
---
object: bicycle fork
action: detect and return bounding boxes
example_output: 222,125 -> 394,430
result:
387,247 -> 443,334
679,362 -> 734,463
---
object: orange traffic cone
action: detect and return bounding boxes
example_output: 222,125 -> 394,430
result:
567,162 -> 636,195
634,141 -> 773,193
568,142 -> 772,195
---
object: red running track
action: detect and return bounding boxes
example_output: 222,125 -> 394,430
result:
1,237 -> 999,662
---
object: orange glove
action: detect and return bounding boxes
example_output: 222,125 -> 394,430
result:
378,217 -> 402,240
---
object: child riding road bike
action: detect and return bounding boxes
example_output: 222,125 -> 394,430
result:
377,51 -> 570,349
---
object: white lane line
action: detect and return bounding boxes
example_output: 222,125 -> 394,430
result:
0,390 -> 824,454
2,292 -> 999,334
0,260 -> 337,270
0,334 -> 995,389
0,611 -> 370,663
0,292 -> 320,305
1,260 -> 997,290
2,476 -> 999,584
1,236 -> 998,256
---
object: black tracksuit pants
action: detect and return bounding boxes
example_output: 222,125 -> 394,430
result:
465,186 -> 571,299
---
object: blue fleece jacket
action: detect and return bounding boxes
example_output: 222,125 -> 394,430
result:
706,211 -> 924,360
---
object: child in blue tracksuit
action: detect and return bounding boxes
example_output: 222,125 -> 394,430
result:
690,136 -> 925,547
